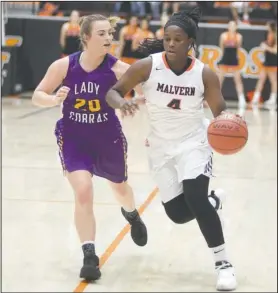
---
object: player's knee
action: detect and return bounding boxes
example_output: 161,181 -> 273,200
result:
163,195 -> 192,224
183,175 -> 211,214
165,209 -> 189,224
75,184 -> 93,205
110,181 -> 129,196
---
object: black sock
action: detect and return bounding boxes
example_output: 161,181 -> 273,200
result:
82,243 -> 95,255
122,207 -> 139,220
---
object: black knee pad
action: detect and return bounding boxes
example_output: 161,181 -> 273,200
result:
182,174 -> 225,248
183,174 -> 211,214
162,194 -> 194,224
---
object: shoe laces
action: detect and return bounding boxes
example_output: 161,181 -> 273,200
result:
129,214 -> 142,225
216,261 -> 233,271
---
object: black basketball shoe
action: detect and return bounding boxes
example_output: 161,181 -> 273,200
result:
121,207 -> 148,246
80,244 -> 101,281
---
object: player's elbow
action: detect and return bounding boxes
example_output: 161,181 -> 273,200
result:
32,90 -> 45,107
32,91 -> 39,106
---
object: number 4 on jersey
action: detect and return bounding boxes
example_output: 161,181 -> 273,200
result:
167,99 -> 181,110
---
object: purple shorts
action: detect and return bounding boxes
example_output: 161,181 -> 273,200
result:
55,127 -> 128,183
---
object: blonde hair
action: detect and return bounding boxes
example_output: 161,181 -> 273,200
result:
79,14 -> 120,48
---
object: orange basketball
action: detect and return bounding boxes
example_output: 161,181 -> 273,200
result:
207,113 -> 248,155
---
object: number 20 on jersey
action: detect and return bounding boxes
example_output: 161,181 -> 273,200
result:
74,98 -> 101,112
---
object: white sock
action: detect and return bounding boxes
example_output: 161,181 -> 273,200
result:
269,92 -> 277,102
123,207 -> 136,213
82,240 -> 94,245
253,91 -> 261,103
238,93 -> 245,103
211,244 -> 228,263
237,93 -> 245,102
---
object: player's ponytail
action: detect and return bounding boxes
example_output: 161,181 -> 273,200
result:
138,38 -> 164,57
165,7 -> 202,40
138,6 -> 202,57
182,6 -> 202,27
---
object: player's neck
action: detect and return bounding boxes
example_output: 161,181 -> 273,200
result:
80,51 -> 106,72
165,54 -> 190,73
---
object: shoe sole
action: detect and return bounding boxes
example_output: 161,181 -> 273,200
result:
216,284 -> 237,291
131,225 -> 148,246
80,265 -> 101,281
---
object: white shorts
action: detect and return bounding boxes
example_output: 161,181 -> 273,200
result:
147,128 -> 213,203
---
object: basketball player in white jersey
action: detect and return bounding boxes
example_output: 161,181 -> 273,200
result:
106,7 -> 240,291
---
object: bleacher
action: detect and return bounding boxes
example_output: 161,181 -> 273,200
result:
4,1 -> 276,24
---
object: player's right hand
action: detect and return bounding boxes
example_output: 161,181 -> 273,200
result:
220,111 -> 247,125
53,86 -> 70,105
120,99 -> 139,117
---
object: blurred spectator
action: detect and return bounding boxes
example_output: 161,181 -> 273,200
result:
179,1 -> 198,10
155,14 -> 169,39
60,10 -> 80,56
162,2 -> 180,16
252,21 -> 277,106
114,2 -> 146,17
38,2 -> 63,16
117,16 -> 139,62
149,2 -> 161,20
117,15 -> 140,98
131,2 -> 146,17
230,2 -> 250,24
172,2 -> 180,13
161,2 -> 200,17
268,1 -> 277,18
132,19 -> 154,52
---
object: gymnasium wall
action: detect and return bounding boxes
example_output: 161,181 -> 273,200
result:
2,16 -> 271,100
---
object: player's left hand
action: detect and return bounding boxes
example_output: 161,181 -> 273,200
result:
120,99 -> 139,117
220,111 -> 247,125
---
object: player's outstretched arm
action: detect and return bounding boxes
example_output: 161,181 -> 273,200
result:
202,65 -> 227,118
106,57 -> 152,113
32,58 -> 69,108
112,60 -> 144,99
107,57 -> 152,107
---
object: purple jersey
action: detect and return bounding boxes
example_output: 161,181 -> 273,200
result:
54,52 -> 128,182
57,51 -> 121,140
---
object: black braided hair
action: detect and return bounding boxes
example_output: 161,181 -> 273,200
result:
139,6 -> 202,57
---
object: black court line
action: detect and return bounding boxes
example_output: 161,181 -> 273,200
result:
17,107 -> 56,119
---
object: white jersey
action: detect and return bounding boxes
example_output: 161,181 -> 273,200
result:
142,52 -> 208,140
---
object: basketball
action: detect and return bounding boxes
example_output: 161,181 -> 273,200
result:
207,113 -> 248,155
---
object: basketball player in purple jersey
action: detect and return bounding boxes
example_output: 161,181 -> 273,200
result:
32,14 -> 147,281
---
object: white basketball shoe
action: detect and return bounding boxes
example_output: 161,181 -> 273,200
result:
209,189 -> 237,290
215,260 -> 237,291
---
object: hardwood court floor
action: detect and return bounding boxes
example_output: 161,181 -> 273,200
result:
2,98 -> 277,292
